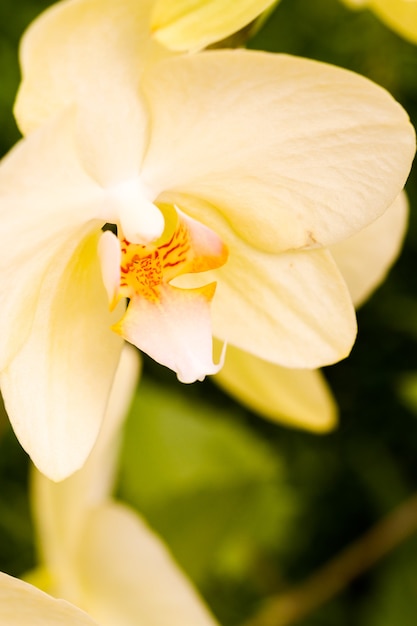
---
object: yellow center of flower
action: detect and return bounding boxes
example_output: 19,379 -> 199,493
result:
119,230 -> 185,303
105,207 -> 228,382
118,210 -> 218,304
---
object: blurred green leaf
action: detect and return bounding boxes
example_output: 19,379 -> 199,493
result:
396,372 -> 417,415
117,378 -> 297,584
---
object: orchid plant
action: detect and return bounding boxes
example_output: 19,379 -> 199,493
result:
0,0 -> 414,481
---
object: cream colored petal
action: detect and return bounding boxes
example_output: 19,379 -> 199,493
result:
213,248 -> 356,368
0,109 -> 102,266
76,503 -> 219,626
14,0 -> 168,183
172,201 -> 357,369
330,191 -> 408,307
31,345 -> 140,604
214,343 -> 337,432
1,230 -> 124,482
151,0 -> 279,51
141,49 -> 415,253
0,109 -> 104,369
0,572 -> 98,626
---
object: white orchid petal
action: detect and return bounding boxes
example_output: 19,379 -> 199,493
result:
31,345 -> 141,604
14,0 -> 168,184
0,109 -> 106,368
212,247 -> 357,368
0,572 -> 98,626
330,191 -> 408,307
0,108 -> 101,265
1,230 -> 124,481
214,343 -> 337,432
76,503 -> 219,626
141,50 -> 415,253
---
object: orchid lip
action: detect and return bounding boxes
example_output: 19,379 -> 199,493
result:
99,206 -> 228,382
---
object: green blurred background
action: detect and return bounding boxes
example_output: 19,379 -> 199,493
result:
1,1 -> 417,625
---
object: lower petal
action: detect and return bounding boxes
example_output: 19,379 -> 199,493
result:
1,229 -> 124,481
330,191 -> 408,308
113,284 -> 221,383
30,345 -> 141,604
214,342 -> 337,433
76,503 -> 219,626
0,572 -> 98,626
212,245 -> 357,368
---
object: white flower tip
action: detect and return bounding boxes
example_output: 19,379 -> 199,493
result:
102,179 -> 165,245
123,199 -> 165,245
121,179 -> 165,244
176,340 -> 227,384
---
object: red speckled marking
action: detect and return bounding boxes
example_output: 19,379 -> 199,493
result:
119,221 -> 192,303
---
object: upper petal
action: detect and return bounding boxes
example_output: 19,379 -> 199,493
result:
76,503 -> 219,626
0,572 -> 98,626
140,50 -> 415,253
14,0 -> 167,184
0,108 -> 101,265
151,0 -> 280,51
0,109 -> 103,369
330,191 -> 408,307
214,343 -> 337,432
1,230 -> 124,481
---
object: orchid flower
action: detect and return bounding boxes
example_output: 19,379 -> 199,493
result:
0,529 -> 218,626
342,0 -> 417,44
0,0 -> 414,481
214,191 -> 409,432
0,507 -> 219,626
25,344 -> 141,600
21,504 -> 220,626
0,344 -> 218,626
